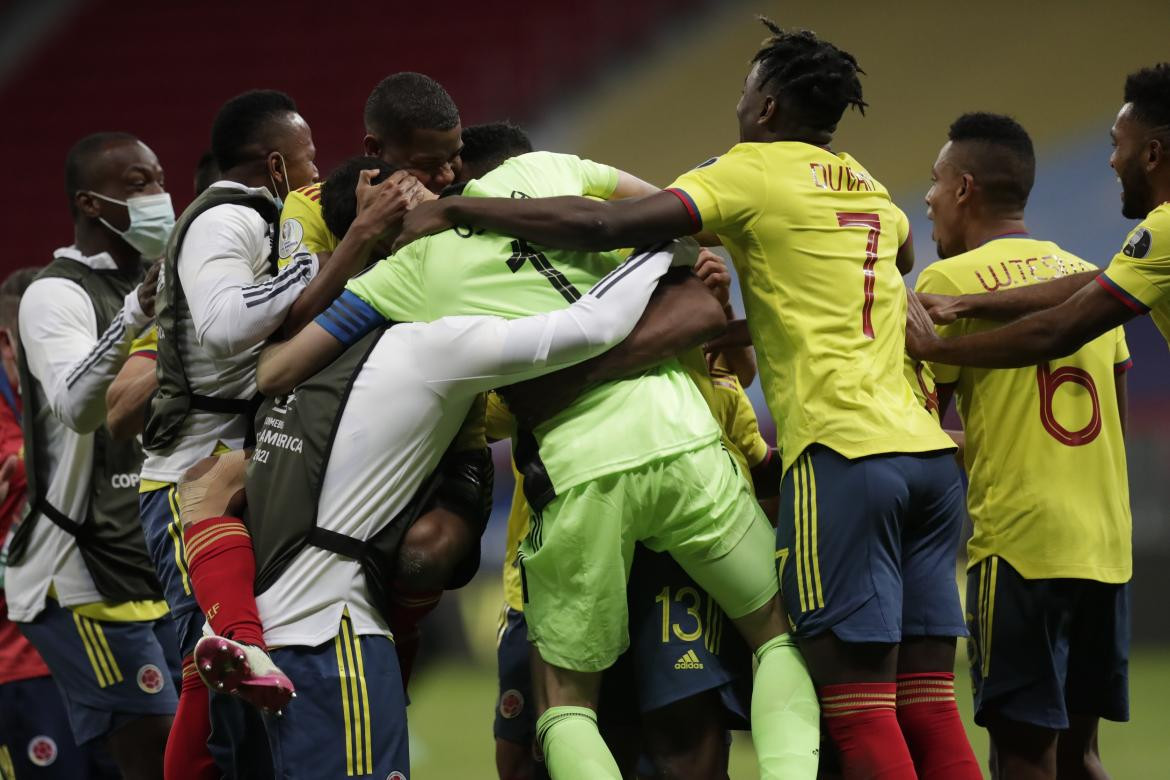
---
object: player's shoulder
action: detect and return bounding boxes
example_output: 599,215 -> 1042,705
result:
1121,202 -> 1170,260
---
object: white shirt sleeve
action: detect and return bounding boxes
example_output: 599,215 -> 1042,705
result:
179,204 -> 320,359
420,240 -> 688,394
19,276 -> 151,434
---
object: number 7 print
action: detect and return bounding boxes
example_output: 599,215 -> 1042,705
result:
836,212 -> 882,339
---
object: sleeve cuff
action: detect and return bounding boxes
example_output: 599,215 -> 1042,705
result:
1114,357 -> 1134,375
123,287 -> 151,329
665,188 -> 702,231
315,290 -> 388,346
1096,274 -> 1151,314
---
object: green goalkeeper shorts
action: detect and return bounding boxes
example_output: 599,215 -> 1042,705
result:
519,440 -> 779,672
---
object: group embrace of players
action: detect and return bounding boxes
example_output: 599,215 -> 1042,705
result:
0,15 -> 1166,780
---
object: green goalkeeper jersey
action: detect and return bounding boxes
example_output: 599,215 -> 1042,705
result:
346,151 -> 720,493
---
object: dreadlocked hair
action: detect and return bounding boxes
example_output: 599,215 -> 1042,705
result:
752,17 -> 866,133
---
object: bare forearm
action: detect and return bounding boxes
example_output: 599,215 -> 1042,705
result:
106,366 -> 158,439
954,270 -> 1099,321
923,308 -> 1090,368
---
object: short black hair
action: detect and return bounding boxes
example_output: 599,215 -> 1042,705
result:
0,266 -> 42,332
364,72 -> 459,144
193,149 -> 221,196
64,131 -> 139,217
211,89 -> 298,172
948,112 -> 1035,212
1124,63 -> 1170,130
459,122 -> 533,179
751,18 -> 866,133
321,156 -> 400,240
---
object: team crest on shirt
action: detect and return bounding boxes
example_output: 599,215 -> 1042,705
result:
1122,227 -> 1152,258
137,664 -> 165,694
279,218 -> 305,258
387,772 -> 406,780
499,688 -> 525,719
27,736 -> 57,767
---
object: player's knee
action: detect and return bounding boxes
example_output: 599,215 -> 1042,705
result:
177,450 -> 249,528
496,738 -> 538,780
396,507 -> 476,591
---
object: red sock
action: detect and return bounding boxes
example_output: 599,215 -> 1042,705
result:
896,672 -> 981,779
184,516 -> 265,648
821,682 -> 918,779
387,589 -> 442,689
164,656 -> 218,780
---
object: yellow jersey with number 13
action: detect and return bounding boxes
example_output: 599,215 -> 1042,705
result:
668,142 -> 953,470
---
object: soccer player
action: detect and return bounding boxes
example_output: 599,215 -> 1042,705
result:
334,141 -> 823,779
6,132 -> 177,780
458,122 -> 535,183
0,267 -> 121,779
136,90 -> 412,778
906,63 -> 1170,376
186,234 -> 715,779
393,20 -> 982,779
276,72 -> 459,270
915,112 -> 1133,779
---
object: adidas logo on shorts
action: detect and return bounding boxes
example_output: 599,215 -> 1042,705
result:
674,649 -> 704,670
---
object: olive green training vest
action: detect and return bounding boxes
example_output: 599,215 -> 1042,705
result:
9,256 -> 162,602
246,329 -> 493,623
143,185 -> 279,451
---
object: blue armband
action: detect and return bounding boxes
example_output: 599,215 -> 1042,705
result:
315,290 -> 388,346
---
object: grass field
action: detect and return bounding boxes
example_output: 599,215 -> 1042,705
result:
405,592 -> 1170,779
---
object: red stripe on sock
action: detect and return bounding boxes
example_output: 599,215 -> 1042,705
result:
820,683 -> 916,779
184,516 -> 265,649
896,673 -> 981,779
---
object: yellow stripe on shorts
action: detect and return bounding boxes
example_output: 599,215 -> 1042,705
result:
793,460 -> 808,613
166,486 -> 192,595
794,453 -> 825,613
335,616 -> 373,776
73,613 -> 122,687
804,454 -> 824,609
981,558 -> 998,678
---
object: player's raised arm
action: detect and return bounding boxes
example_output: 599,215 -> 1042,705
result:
918,269 -> 1101,324
906,277 -> 1134,368
256,316 -> 356,397
393,189 -> 696,254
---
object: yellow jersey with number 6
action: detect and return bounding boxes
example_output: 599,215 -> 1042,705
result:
668,142 -> 952,469
917,238 -> 1131,582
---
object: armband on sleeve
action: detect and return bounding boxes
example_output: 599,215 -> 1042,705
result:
315,290 -> 388,346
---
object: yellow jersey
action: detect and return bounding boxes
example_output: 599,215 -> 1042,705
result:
1098,201 -> 1170,347
668,143 -> 953,470
917,238 -> 1132,582
278,183 -> 338,267
490,352 -> 771,612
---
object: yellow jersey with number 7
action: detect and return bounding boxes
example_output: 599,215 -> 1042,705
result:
668,142 -> 953,470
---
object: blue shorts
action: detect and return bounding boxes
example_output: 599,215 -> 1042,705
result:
494,546 -> 752,745
0,675 -> 119,778
266,618 -> 408,779
966,556 -> 1130,730
777,445 -> 967,643
139,487 -> 203,657
17,600 -> 179,744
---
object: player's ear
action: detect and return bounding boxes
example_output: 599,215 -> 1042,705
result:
758,95 -> 777,126
75,190 -> 100,218
955,172 -> 974,204
1146,137 -> 1164,171
362,134 -> 382,158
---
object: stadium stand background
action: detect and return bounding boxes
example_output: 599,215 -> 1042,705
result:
0,0 -> 1167,662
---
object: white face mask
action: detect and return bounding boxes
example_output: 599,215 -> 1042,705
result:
89,191 -> 175,259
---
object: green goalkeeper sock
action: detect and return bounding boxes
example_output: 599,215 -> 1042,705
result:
535,706 -> 622,780
752,633 -> 821,780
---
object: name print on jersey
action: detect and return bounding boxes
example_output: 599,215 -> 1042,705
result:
809,162 -> 876,192
974,254 -> 1092,291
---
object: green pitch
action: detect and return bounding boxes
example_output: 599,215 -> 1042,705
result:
405,647 -> 1170,778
